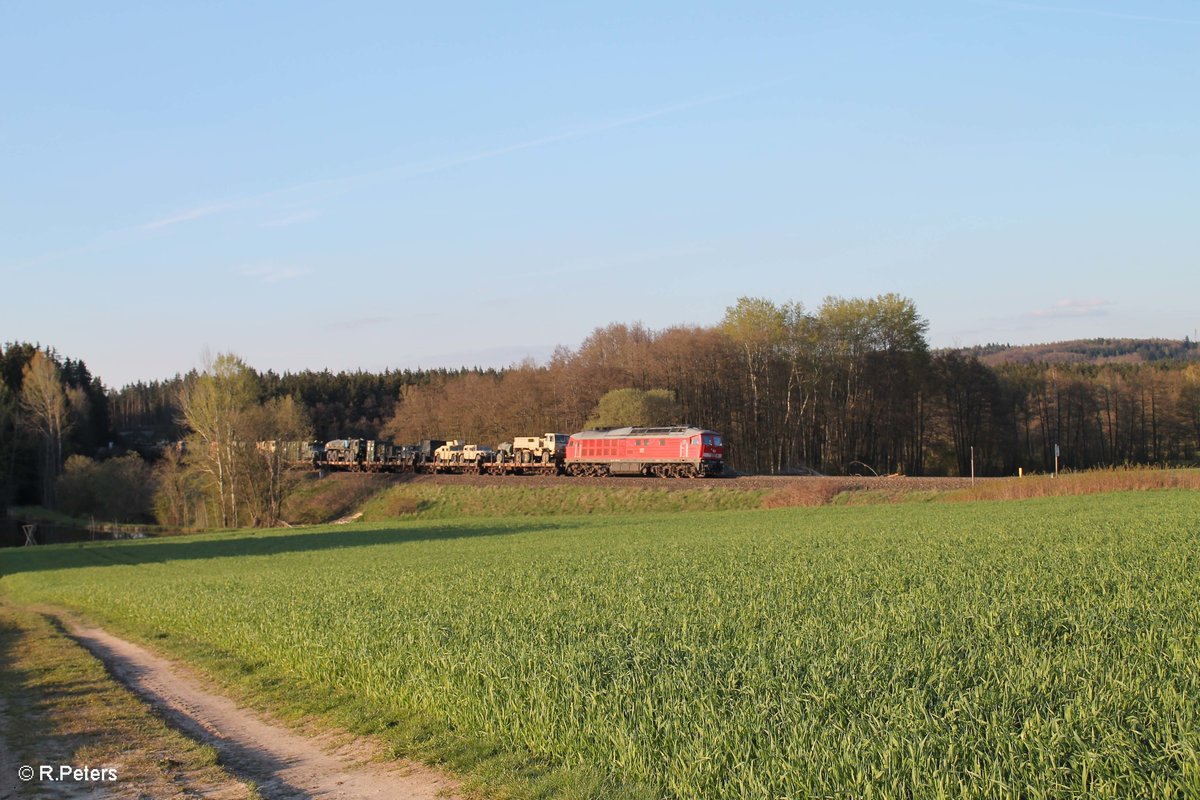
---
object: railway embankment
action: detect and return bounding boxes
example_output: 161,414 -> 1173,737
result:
280,467 -> 1200,525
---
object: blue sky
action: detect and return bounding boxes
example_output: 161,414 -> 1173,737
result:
3,1 -> 1197,387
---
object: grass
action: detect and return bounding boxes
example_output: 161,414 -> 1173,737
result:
0,602 -> 254,798
282,473 -> 392,524
360,483 -> 767,520
773,467 -> 1200,508
281,473 -> 767,525
2,493 -> 1199,798
945,467 -> 1200,502
286,467 -> 1200,527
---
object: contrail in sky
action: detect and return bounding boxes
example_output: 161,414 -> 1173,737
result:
140,201 -> 243,231
5,85 -> 771,273
139,88 -> 757,230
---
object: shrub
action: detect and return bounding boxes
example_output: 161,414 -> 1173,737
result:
57,453 -> 156,522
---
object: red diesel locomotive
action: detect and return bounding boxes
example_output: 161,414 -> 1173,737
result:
565,426 -> 724,478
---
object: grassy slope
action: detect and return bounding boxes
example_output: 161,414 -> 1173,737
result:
359,483 -> 767,520
285,468 -> 1200,526
2,493 -> 1199,799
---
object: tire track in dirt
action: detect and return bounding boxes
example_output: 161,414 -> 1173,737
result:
61,619 -> 460,800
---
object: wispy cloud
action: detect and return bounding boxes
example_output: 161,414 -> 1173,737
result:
4,81 -> 784,273
258,210 -> 320,228
140,201 -> 242,231
391,90 -> 748,179
241,265 -> 313,284
978,0 -> 1200,25
1025,297 -> 1113,318
212,86 -> 758,212
3,240 -> 108,273
133,95 -> 738,235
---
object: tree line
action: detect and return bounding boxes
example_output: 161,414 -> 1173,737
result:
1,347 -> 314,527
0,343 -> 110,512
376,296 -> 1199,477
4,298 -> 1198,527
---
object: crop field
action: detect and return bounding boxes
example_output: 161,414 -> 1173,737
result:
2,492 -> 1199,799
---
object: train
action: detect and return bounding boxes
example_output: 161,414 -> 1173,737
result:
296,426 -> 726,478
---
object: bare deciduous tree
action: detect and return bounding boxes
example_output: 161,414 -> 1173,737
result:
20,350 -> 71,506
242,395 -> 311,527
179,353 -> 257,528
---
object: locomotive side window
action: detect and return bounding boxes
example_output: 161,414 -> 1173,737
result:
659,439 -> 666,446
691,436 -> 700,445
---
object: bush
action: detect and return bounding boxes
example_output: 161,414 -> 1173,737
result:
56,453 -> 156,523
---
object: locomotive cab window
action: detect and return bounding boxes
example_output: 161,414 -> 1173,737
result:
691,436 -> 700,445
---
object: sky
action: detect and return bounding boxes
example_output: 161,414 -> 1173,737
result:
2,1 -> 1197,387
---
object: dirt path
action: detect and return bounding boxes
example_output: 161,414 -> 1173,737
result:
61,620 -> 460,800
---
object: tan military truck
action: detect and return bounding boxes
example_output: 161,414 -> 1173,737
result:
432,440 -> 494,473
460,443 -> 495,463
510,433 -> 570,465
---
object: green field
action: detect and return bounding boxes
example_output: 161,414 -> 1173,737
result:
2,492 -> 1199,798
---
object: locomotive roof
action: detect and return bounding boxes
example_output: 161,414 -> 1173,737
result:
570,426 -> 714,439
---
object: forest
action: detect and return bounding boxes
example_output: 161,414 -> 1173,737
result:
2,293 -> 1198,525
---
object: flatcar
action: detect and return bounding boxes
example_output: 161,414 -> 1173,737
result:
299,427 -> 726,478
565,426 -> 724,478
